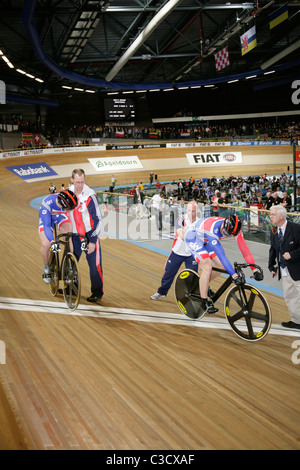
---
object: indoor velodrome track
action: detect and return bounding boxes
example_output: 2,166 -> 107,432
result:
0,143 -> 299,450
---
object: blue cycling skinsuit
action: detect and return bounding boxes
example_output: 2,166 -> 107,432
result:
185,216 -> 256,277
38,193 -> 72,242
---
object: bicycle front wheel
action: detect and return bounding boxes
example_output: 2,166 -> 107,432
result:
174,269 -> 205,320
224,284 -> 272,341
61,252 -> 81,312
49,251 -> 59,296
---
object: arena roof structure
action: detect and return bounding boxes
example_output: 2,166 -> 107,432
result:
0,0 -> 299,105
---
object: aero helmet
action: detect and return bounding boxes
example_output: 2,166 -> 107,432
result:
223,215 -> 242,236
57,189 -> 78,210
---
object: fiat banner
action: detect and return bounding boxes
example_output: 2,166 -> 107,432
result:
186,151 -> 242,166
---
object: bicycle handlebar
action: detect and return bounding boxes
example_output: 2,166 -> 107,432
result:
56,232 -> 88,244
234,262 -> 263,279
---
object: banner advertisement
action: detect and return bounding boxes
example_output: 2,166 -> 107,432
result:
88,155 -> 143,172
186,152 -> 242,166
5,162 -> 57,180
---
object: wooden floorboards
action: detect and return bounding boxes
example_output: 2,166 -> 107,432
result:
0,145 -> 299,450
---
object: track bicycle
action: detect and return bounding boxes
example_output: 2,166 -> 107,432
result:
48,223 -> 88,312
174,263 -> 272,342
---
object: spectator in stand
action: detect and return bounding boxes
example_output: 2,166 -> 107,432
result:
211,190 -> 221,216
281,191 -> 292,211
264,191 -> 275,210
276,186 -> 284,199
273,192 -> 283,206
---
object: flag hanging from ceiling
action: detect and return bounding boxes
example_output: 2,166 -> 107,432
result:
240,26 -> 257,56
214,46 -> 230,71
269,3 -> 288,30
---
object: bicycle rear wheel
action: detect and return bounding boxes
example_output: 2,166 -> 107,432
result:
61,252 -> 81,312
224,284 -> 272,341
174,269 -> 205,320
49,252 -> 59,296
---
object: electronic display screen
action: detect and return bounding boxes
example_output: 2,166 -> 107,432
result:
104,98 -> 135,121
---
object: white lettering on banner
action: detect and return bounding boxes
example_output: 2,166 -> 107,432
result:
13,165 -> 50,176
291,80 -> 300,105
186,152 -> 242,166
88,156 -> 143,172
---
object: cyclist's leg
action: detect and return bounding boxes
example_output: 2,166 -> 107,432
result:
185,231 -> 217,313
39,229 -> 51,265
57,214 -> 73,252
38,229 -> 52,283
198,257 -> 213,299
210,254 -> 224,281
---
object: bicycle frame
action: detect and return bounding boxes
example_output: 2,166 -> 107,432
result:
49,222 -> 88,311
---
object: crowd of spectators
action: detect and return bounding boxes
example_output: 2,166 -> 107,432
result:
133,173 -> 300,213
1,117 -> 299,149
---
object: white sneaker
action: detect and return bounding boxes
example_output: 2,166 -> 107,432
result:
42,266 -> 51,284
150,292 -> 167,300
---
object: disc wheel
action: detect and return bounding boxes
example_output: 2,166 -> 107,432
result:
61,252 -> 81,312
49,252 -> 59,296
174,269 -> 205,320
224,284 -> 272,341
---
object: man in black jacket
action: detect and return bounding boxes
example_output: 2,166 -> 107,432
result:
268,205 -> 300,329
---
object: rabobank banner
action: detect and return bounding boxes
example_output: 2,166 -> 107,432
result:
6,162 -> 57,180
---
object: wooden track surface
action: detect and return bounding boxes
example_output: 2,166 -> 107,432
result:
0,145 -> 299,450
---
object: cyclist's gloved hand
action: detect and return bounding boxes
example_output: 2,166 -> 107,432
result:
253,270 -> 263,281
233,273 -> 245,286
81,240 -> 88,251
50,241 -> 60,253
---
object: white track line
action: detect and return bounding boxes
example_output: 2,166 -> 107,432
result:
0,297 -> 299,337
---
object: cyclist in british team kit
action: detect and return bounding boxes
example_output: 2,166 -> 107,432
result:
38,189 -> 86,283
182,214 -> 264,313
